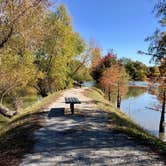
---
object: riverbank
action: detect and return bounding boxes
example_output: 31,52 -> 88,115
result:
19,87 -> 165,165
85,87 -> 166,155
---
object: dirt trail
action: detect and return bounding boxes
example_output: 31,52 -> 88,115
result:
20,88 -> 165,166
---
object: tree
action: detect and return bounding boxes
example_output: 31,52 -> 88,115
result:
68,40 -> 99,82
158,78 -> 166,133
99,63 -> 128,108
0,3 -> 86,117
159,57 -> 166,76
0,50 -> 37,101
120,58 -> 148,81
0,0 -> 50,50
0,48 -> 38,115
148,66 -> 160,78
154,0 -> 166,134
99,65 -> 118,101
138,0 -> 166,134
34,5 -> 85,96
0,0 -> 52,115
69,60 -> 92,84
116,65 -> 129,108
91,47 -> 102,68
91,52 -> 117,83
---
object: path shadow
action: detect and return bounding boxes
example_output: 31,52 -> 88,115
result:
48,108 -> 65,118
20,107 -> 166,166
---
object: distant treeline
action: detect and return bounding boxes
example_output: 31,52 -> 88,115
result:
120,58 -> 163,81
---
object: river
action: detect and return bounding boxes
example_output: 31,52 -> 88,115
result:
84,81 -> 166,141
121,86 -> 166,141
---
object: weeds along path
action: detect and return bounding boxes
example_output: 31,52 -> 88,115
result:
20,88 -> 165,166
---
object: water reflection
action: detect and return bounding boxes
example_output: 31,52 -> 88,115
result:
125,86 -> 146,98
83,81 -> 165,141
121,86 -> 166,142
83,81 -> 95,88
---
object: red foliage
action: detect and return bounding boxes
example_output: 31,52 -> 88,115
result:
91,51 -> 118,83
102,52 -> 117,64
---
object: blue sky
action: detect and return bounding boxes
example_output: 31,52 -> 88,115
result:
59,0 -> 160,66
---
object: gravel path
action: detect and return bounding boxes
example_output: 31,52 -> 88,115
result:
20,88 -> 165,166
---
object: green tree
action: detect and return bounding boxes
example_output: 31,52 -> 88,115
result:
120,58 -> 148,81
34,5 -> 85,96
148,66 -> 160,78
0,0 -> 51,115
69,60 -> 92,84
0,3 -> 86,116
0,48 -> 38,111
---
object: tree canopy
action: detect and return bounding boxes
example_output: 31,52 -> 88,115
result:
91,51 -> 129,108
0,2 -> 87,115
120,58 -> 148,81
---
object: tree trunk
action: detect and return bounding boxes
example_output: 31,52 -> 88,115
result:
40,89 -> 48,97
117,96 -> 121,108
108,91 -> 111,101
37,79 -> 48,97
117,86 -> 121,108
159,90 -> 165,133
0,26 -> 13,49
0,104 -> 16,118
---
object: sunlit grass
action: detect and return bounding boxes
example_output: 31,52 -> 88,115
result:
20,95 -> 40,109
0,114 -> 9,127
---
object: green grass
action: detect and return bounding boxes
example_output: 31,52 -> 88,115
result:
20,95 -> 40,109
0,91 -> 61,166
0,95 -> 38,128
0,114 -> 9,127
85,87 -> 166,155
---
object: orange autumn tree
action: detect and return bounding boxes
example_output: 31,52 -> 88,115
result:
91,51 -> 129,108
100,63 -> 128,108
91,52 -> 117,83
99,65 -> 118,100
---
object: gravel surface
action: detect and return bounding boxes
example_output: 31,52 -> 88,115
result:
20,88 -> 166,166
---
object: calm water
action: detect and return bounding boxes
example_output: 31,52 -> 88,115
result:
84,81 -> 166,141
121,86 -> 166,141
83,81 -> 95,87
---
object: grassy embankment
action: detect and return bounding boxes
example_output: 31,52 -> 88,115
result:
0,91 -> 61,166
85,87 -> 166,155
0,95 -> 40,128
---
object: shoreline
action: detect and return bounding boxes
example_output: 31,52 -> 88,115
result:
84,87 -> 166,156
